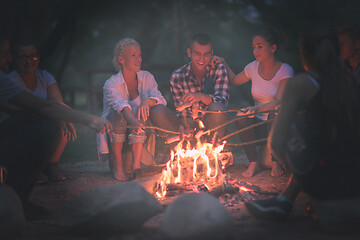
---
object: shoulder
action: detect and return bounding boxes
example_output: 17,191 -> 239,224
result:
170,63 -> 189,84
137,70 -> 155,80
7,71 -> 20,80
244,60 -> 257,73
37,70 -> 56,82
286,73 -> 319,104
245,60 -> 257,69
287,73 -> 316,93
138,70 -> 157,85
104,72 -> 123,88
171,63 -> 188,75
279,63 -> 294,76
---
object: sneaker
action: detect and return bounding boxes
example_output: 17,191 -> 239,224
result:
245,196 -> 292,221
44,163 -> 66,182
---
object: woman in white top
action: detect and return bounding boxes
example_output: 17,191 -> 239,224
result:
8,40 -> 76,181
99,38 -> 180,181
212,29 -> 294,177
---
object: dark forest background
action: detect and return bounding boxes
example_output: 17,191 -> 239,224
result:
2,0 -> 360,110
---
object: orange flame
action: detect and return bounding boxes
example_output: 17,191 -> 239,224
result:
155,140 -> 226,198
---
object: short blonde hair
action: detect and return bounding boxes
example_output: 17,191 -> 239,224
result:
112,38 -> 140,71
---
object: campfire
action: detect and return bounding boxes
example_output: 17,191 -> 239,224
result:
153,138 -> 263,203
150,103 -> 279,202
155,139 -> 226,198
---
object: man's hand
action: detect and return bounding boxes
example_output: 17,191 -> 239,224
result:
181,92 -> 203,104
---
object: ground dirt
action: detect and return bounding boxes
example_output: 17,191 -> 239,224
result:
13,151 -> 360,240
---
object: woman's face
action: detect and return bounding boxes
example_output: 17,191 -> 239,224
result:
16,45 -> 39,74
118,44 -> 142,73
252,35 -> 276,62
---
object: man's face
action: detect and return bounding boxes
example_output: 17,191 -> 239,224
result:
338,33 -> 358,61
0,40 -> 12,73
187,42 -> 213,71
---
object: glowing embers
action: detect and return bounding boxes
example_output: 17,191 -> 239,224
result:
155,140 -> 225,198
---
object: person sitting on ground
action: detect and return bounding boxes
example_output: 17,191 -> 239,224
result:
337,24 -> 360,84
170,33 -> 229,142
8,39 -> 75,182
211,28 -> 294,177
97,38 -> 180,181
0,33 -> 111,219
244,30 -> 360,221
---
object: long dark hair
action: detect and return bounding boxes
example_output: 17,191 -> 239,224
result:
300,31 -> 360,147
255,28 -> 285,53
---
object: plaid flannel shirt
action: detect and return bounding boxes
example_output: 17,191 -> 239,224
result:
170,62 -> 229,119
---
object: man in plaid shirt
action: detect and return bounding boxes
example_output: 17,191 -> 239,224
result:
170,33 -> 229,138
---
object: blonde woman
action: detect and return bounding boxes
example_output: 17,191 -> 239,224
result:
97,38 -> 180,181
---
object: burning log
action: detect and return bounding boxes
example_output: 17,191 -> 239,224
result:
209,182 -> 239,197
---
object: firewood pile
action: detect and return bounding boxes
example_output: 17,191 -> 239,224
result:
152,174 -> 278,204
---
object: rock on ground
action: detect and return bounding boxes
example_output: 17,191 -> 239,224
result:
161,192 -> 234,240
0,184 -> 26,237
59,182 -> 163,234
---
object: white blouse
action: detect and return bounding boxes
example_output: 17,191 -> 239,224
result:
97,70 -> 166,154
244,60 -> 294,120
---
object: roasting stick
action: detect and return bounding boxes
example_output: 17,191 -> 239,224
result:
220,119 -> 273,141
225,138 -> 268,146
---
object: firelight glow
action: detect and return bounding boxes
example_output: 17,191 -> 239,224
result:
155,140 -> 226,198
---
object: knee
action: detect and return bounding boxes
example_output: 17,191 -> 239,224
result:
208,102 -> 226,112
150,104 -> 167,115
235,117 -> 250,128
150,104 -> 170,121
207,102 -> 227,121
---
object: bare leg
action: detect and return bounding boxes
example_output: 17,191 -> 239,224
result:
48,129 -> 67,163
203,102 -> 227,138
242,162 -> 258,178
42,128 -> 67,181
236,117 -> 261,178
132,142 -> 143,171
111,142 -> 127,181
271,161 -> 284,177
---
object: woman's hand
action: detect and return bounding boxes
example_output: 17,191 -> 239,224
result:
209,55 -> 225,68
236,106 -> 258,118
138,99 -> 150,121
61,122 -> 77,141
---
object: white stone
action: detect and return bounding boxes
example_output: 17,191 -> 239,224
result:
161,192 -> 234,240
60,182 -> 163,234
0,185 -> 26,237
